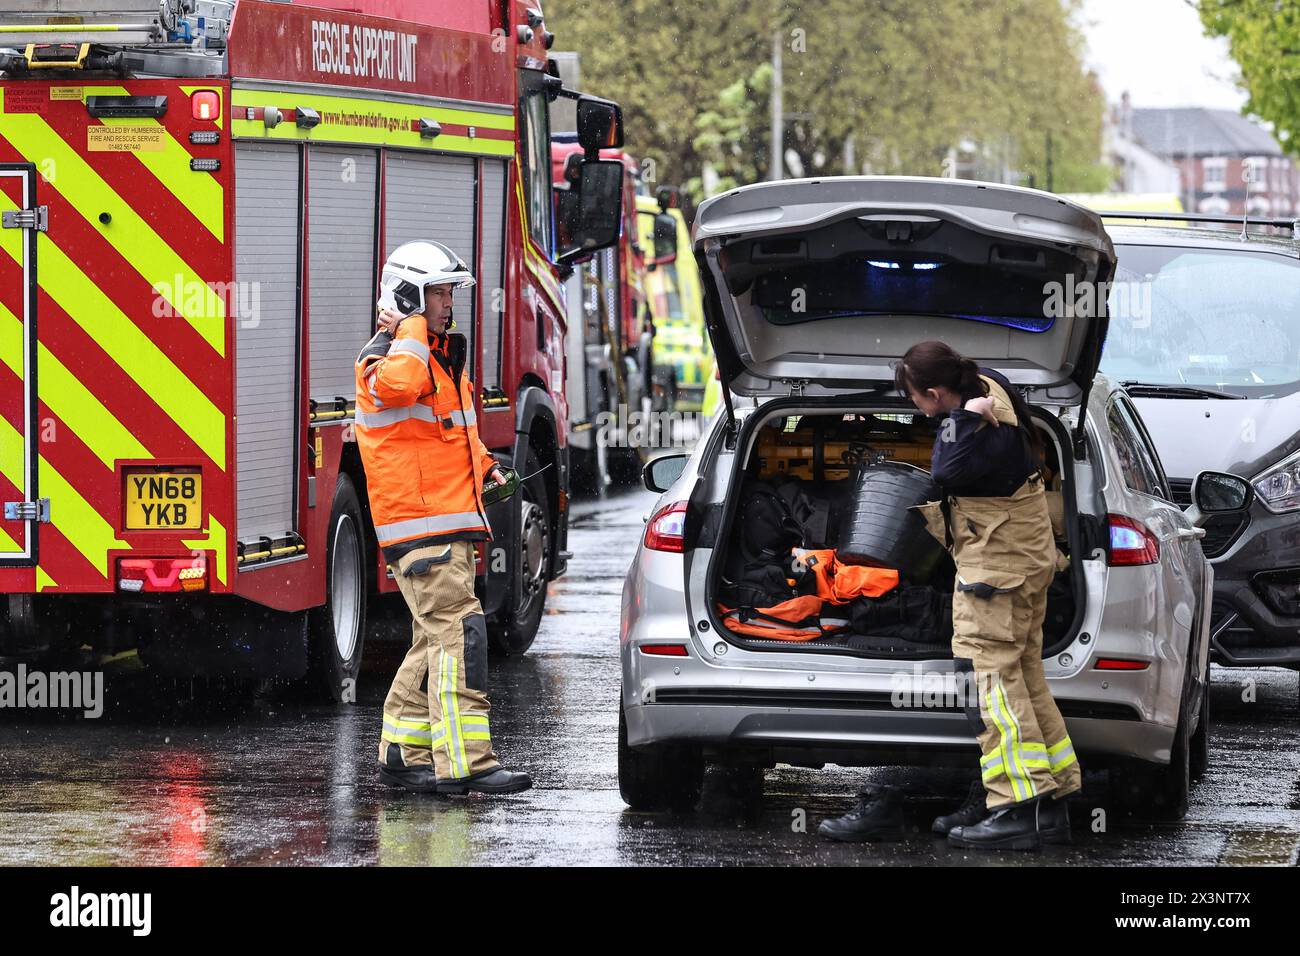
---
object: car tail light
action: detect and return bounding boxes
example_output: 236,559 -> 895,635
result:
118,556 -> 207,593
1106,514 -> 1159,566
644,500 -> 688,553
1094,658 -> 1150,671
639,644 -> 688,656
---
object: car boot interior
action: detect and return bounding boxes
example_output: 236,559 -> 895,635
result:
712,408 -> 1077,659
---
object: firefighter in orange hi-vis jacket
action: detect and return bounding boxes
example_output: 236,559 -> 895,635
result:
354,240 -> 531,796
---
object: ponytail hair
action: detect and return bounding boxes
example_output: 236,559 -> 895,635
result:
895,339 -> 1043,457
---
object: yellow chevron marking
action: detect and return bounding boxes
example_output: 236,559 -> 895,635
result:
0,192 -> 226,469
94,84 -> 224,242
0,416 -> 127,577
0,524 -> 20,553
39,454 -> 129,577
183,514 -> 227,586
2,110 -> 226,354
36,566 -> 56,591
0,299 -> 151,468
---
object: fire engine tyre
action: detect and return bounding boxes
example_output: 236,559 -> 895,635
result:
488,451 -> 550,656
618,703 -> 704,811
307,475 -> 367,702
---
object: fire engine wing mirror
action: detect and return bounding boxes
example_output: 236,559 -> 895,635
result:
651,212 -> 678,265
576,95 -> 624,152
556,159 -> 623,266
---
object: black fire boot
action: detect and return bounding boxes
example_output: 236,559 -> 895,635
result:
817,784 -> 905,842
947,796 -> 1043,850
1039,794 -> 1072,845
436,766 -> 533,795
932,780 -> 987,835
378,744 -> 440,793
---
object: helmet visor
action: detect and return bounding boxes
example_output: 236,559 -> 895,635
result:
379,273 -> 425,317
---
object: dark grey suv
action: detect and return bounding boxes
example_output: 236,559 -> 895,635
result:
1100,218 -> 1300,696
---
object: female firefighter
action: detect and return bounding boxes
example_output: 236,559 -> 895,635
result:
354,239 -> 531,796
819,340 -> 1081,849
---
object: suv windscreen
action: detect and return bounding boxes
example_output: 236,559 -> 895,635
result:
1101,243 -> 1300,397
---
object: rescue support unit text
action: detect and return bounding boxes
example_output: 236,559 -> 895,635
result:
310,19 -> 418,83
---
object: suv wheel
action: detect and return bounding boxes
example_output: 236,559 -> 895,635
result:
1189,678 -> 1210,781
1112,689 -> 1192,821
617,703 -> 704,811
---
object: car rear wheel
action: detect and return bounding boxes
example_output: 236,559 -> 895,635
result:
618,703 -> 704,811
1189,677 -> 1210,781
1111,691 -> 1192,821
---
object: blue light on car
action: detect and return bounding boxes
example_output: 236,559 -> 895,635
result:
865,260 -> 944,270
951,314 -> 1055,333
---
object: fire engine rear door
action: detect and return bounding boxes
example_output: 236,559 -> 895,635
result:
0,163 -> 41,566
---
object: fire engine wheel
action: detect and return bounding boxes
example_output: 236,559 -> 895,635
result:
307,475 -> 368,702
489,452 -> 550,656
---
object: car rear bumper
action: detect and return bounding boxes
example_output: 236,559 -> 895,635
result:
622,643 -> 1179,766
623,698 -> 1175,766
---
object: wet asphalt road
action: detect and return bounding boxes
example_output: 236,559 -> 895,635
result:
0,485 -> 1298,866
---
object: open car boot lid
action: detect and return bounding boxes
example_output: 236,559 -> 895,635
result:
692,176 -> 1116,434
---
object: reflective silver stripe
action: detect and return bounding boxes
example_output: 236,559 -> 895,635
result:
1049,744 -> 1076,769
382,722 -> 432,743
376,512 -> 486,541
389,337 -> 431,362
354,405 -> 437,429
446,408 -> 477,427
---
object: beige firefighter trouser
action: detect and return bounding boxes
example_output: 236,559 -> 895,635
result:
378,540 -> 501,780
921,470 -> 1083,810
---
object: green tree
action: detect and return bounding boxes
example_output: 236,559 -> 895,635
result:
1199,0 -> 1300,156
545,0 -> 1108,201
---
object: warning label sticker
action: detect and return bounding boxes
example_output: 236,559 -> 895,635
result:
50,87 -> 84,101
87,127 -> 166,152
0,87 -> 46,113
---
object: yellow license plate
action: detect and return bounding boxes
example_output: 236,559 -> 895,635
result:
124,470 -> 202,530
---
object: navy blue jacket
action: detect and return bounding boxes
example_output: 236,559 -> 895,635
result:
930,367 -> 1037,497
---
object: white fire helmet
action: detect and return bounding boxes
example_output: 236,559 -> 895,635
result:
378,240 -> 476,319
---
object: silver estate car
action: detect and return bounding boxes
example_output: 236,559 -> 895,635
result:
618,177 -> 1254,821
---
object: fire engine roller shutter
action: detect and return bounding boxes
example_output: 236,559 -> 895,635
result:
479,159 -> 507,390
307,145 -> 378,402
384,151 -> 476,378
234,141 -> 300,542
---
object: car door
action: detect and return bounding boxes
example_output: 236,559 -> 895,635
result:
1107,394 -> 1204,664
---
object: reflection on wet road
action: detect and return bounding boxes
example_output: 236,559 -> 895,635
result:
0,487 -> 1297,865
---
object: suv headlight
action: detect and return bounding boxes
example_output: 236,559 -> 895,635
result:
1252,449 -> 1300,513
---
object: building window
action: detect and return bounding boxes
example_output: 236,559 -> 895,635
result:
1245,155 -> 1269,188
1202,156 -> 1227,193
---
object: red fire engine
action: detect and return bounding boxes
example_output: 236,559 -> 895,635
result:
0,0 -> 624,696
553,140 -> 678,488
